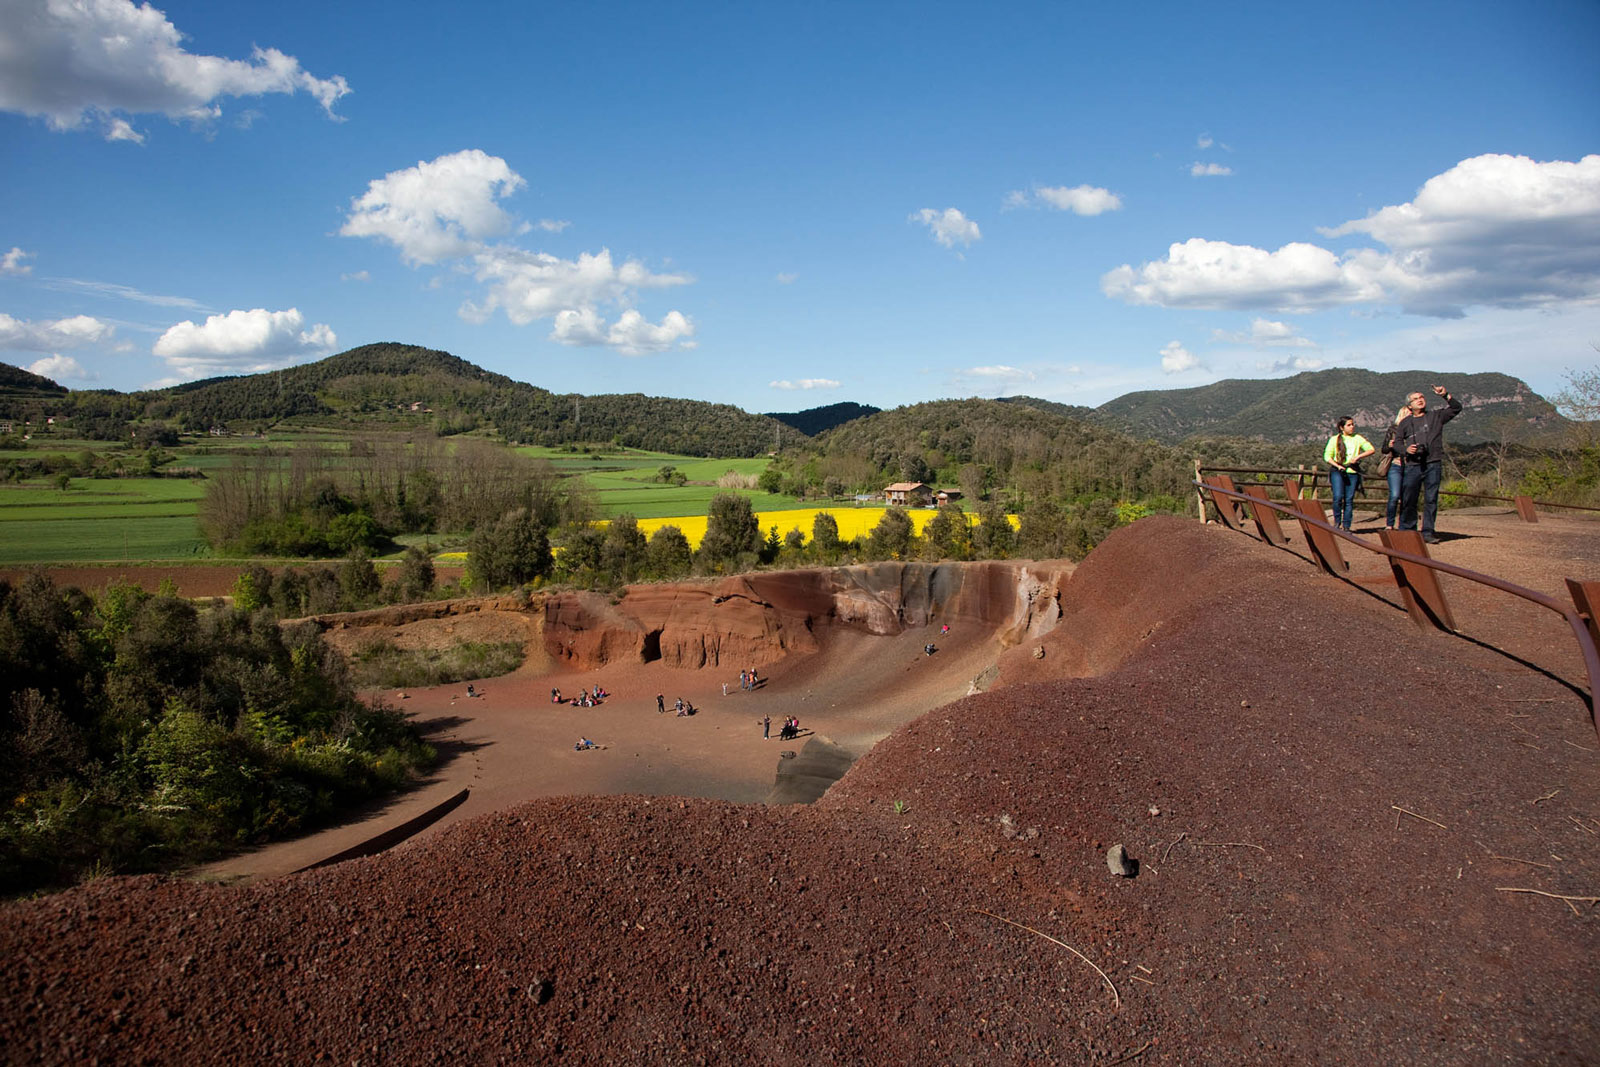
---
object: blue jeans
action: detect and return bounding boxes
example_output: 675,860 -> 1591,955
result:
1400,461 -> 1443,535
1385,462 -> 1403,526
1329,468 -> 1357,529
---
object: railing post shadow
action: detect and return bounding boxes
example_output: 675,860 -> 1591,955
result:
1380,529 -> 1457,631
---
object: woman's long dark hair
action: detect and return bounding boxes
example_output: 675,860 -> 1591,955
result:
1334,416 -> 1353,463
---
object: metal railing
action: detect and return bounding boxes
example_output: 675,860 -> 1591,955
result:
1195,461 -> 1600,520
1194,474 -> 1600,736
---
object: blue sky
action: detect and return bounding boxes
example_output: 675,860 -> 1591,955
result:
2,0 -> 1597,411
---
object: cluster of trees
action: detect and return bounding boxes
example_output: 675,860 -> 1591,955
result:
229,547 -> 437,618
457,489 -> 1143,598
0,573 -> 434,896
774,398 -> 1192,506
0,443 -> 185,486
200,437 -> 579,557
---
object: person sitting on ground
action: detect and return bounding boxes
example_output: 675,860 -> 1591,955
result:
576,737 -> 597,751
551,687 -> 561,704
466,684 -> 476,698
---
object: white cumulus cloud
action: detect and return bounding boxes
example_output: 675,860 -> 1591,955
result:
1257,355 -> 1326,373
1197,133 -> 1214,149
0,312 -> 114,351
468,247 -> 690,326
1160,341 -> 1201,374
1106,154 -> 1600,319
341,149 -> 526,265
1006,185 -> 1122,215
1190,162 -> 1233,177
769,378 -> 840,391
0,0 -> 350,140
2,247 -> 33,276
1211,318 -> 1318,348
153,307 -> 336,379
27,354 -> 94,381
776,272 -> 798,284
550,307 -> 694,356
911,207 -> 981,249
344,150 -> 695,355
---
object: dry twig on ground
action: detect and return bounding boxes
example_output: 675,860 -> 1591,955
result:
969,907 -> 1119,1008
1392,805 -> 1448,829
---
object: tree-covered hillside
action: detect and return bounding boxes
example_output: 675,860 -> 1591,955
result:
1093,368 -> 1562,445
9,344 -> 793,457
777,397 -> 1192,504
764,401 -> 881,437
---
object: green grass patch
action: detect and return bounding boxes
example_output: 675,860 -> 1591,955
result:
0,515 -> 210,563
347,637 -> 525,689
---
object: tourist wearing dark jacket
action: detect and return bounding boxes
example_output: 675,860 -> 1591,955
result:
1394,385 -> 1463,543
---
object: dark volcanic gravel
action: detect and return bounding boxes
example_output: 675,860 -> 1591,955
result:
4,515 -> 1598,1064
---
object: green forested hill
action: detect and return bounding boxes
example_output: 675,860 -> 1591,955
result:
0,363 -> 69,414
765,401 -> 881,437
798,397 -> 1192,502
12,344 -> 793,457
1092,368 -> 1562,445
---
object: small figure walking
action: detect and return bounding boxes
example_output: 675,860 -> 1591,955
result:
761,715 -> 771,740
722,682 -> 729,697
656,693 -> 665,714
749,667 -> 759,689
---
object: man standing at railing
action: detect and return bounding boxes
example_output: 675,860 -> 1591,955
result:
1394,384 -> 1463,544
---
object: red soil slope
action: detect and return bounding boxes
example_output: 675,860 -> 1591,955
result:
4,515 -> 1598,1064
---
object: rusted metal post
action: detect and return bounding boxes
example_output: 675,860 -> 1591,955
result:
1203,476 -> 1246,531
1291,497 -> 1347,575
1213,474 -> 1247,530
1514,495 -> 1539,523
1568,579 -> 1600,650
1380,529 -> 1457,631
1242,484 -> 1289,545
1282,477 -> 1301,502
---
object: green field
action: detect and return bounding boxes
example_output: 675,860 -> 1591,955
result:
0,437 -> 795,563
517,446 -> 799,518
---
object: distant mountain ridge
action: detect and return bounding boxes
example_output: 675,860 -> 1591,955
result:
1088,368 -> 1563,445
0,350 -> 1564,452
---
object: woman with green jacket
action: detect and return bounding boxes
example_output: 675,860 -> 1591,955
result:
1324,417 -> 1375,531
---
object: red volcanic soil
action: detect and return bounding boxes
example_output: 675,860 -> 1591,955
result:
4,513 -> 1599,1064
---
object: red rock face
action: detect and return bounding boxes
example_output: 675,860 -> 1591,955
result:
540,560 -> 1073,670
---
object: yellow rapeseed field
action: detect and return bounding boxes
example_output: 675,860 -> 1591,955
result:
436,508 -> 1020,562
633,507 -> 1016,551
